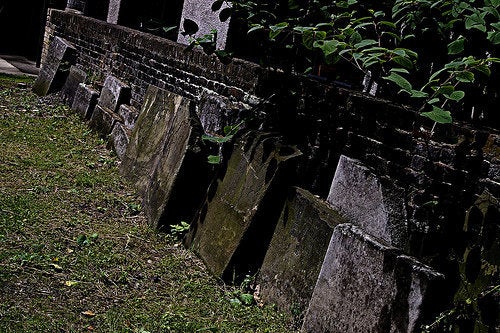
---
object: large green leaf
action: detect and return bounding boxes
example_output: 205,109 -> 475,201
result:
447,36 -> 465,55
383,72 -> 412,91
391,55 -> 414,69
354,39 -> 378,49
421,106 -> 452,124
487,31 -> 500,44
456,71 -> 475,83
446,90 -> 465,101
314,40 -> 340,57
269,22 -> 289,40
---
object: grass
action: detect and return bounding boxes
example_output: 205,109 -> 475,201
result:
0,74 -> 295,332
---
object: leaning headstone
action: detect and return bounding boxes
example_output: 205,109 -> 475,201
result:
121,86 -> 188,194
177,0 -> 231,50
121,85 -> 210,229
118,104 -> 139,130
259,187 -> 345,318
97,75 -> 131,113
187,132 -> 301,278
71,83 -> 99,120
89,75 -> 130,136
327,155 -> 408,249
61,65 -> 87,105
89,105 -> 122,136
32,37 -> 76,96
197,93 -> 249,135
109,123 -> 130,160
301,223 -> 444,333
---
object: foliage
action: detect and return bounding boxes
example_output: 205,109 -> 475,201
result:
202,121 -> 243,164
212,0 -> 500,129
170,220 -> 190,239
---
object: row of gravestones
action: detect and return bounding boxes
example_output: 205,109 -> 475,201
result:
33,36 -> 445,332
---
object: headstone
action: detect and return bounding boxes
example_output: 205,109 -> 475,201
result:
66,0 -> 87,13
32,37 -> 76,96
187,132 -> 302,278
89,75 -> 130,136
121,85 -> 210,229
302,223 -> 444,333
177,0 -> 231,50
259,187 -> 345,319
89,105 -> 122,136
110,123 -> 130,160
61,65 -> 87,105
107,0 -> 121,24
97,75 -> 131,113
71,83 -> 99,120
118,104 -> 139,130
197,93 -> 248,135
327,155 -> 408,249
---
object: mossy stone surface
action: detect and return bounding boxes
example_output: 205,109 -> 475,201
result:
259,187 -> 345,320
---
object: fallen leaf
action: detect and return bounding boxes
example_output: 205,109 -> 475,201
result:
64,280 -> 79,287
50,263 -> 63,271
81,310 -> 96,317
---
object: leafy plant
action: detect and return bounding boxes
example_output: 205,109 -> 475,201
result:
170,221 -> 190,239
202,121 -> 243,164
213,0 -> 500,131
229,274 -> 256,306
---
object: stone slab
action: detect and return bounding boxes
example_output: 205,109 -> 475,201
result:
188,132 -> 302,278
177,0 -> 231,50
121,85 -> 188,195
259,187 -> 345,319
110,122 -> 130,160
118,104 -> 139,130
71,83 -> 99,120
98,75 -> 131,113
302,223 -> 444,333
33,36 -> 76,96
121,85 -> 210,229
197,92 -> 249,135
89,104 -> 122,137
61,65 -> 87,105
66,0 -> 86,13
107,0 -> 121,24
327,155 -> 408,249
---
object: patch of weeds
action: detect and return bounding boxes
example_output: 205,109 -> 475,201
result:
229,274 -> 257,306
76,233 -> 99,246
170,220 -> 190,239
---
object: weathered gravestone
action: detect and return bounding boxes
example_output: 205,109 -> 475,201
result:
109,104 -> 139,160
33,37 -> 76,96
121,86 -> 211,229
107,0 -> 121,24
197,92 -> 249,135
258,187 -> 345,318
187,132 -> 301,278
177,0 -> 231,50
302,223 -> 444,333
327,155 -> 409,249
89,75 -> 130,136
71,83 -> 99,120
61,65 -> 87,105
66,0 -> 87,13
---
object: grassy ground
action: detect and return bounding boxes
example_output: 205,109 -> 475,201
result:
0,74 -> 295,333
